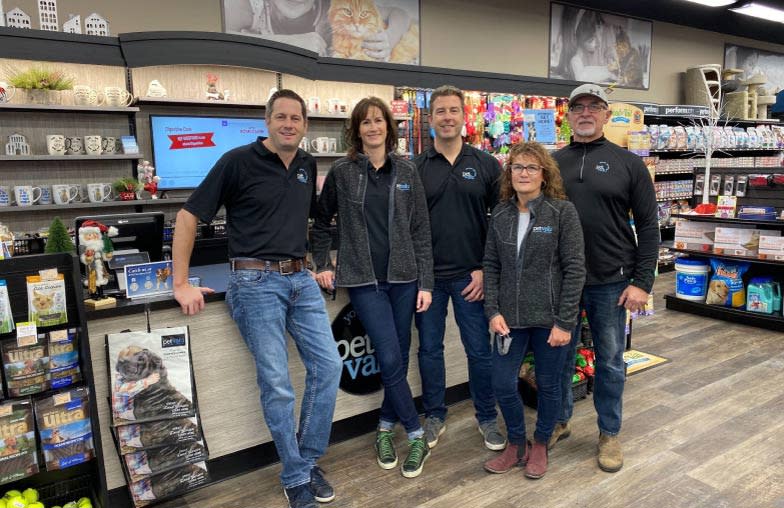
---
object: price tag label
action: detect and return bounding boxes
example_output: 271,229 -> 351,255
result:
15,322 -> 37,347
53,392 -> 72,405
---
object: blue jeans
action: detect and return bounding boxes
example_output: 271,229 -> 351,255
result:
226,269 -> 342,489
493,327 -> 567,445
558,280 -> 628,435
414,274 -> 496,424
348,281 -> 423,439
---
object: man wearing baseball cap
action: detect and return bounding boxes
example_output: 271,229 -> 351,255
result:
550,83 -> 658,473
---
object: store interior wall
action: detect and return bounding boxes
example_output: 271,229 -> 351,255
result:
8,0 -> 784,103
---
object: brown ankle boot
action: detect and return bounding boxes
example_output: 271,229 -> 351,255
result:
547,422 -> 571,450
597,433 -> 623,472
524,441 -> 548,479
484,442 -> 529,474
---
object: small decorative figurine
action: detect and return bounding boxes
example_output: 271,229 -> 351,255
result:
205,73 -> 225,101
138,160 -> 160,199
146,80 -> 167,98
78,220 -> 118,301
5,133 -> 31,156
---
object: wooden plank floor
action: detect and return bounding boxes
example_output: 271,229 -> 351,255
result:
157,273 -> 784,508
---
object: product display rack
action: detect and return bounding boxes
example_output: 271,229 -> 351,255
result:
664,214 -> 784,331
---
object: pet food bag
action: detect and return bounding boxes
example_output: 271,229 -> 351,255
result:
34,387 -> 95,471
124,441 -> 208,483
108,327 -> 196,425
48,328 -> 82,389
0,398 -> 39,485
116,417 -> 203,455
0,281 -> 13,334
129,462 -> 209,507
26,274 -> 68,327
706,259 -> 750,307
2,336 -> 49,397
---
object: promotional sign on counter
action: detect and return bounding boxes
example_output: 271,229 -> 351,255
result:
124,261 -> 173,300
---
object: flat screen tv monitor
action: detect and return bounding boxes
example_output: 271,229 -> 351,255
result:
150,114 -> 268,190
75,212 -> 165,266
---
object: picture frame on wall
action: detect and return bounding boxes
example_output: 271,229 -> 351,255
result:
221,0 -> 421,65
549,2 -> 652,90
724,44 -> 784,95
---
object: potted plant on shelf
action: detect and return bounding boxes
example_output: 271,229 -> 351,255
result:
113,178 -> 139,201
5,66 -> 74,105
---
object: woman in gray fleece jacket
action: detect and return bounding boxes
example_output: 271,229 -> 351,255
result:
311,97 -> 434,479
483,142 -> 585,480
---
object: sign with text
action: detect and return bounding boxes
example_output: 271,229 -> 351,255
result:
124,261 -> 173,300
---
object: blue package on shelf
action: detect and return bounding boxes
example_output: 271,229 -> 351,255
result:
737,205 -> 777,220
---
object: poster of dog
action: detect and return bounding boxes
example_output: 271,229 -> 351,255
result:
116,417 -> 203,454
124,441 -> 208,483
108,327 -> 197,426
129,462 -> 209,507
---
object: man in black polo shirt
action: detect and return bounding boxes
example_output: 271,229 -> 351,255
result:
414,85 -> 505,451
172,89 -> 342,508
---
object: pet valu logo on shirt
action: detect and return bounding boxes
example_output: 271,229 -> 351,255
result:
532,226 -> 553,234
296,168 -> 309,184
396,182 -> 410,191
595,161 -> 610,173
462,167 -> 477,180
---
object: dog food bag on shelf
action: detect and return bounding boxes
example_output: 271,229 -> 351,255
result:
108,327 -> 196,426
0,398 -> 39,485
706,259 -> 751,307
34,387 -> 95,471
26,274 -> 67,327
2,336 -> 49,397
117,417 -> 204,454
0,281 -> 13,334
124,441 -> 209,483
129,461 -> 209,507
48,328 -> 82,389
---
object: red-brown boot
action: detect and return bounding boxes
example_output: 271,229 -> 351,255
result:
524,441 -> 548,479
483,442 -> 529,474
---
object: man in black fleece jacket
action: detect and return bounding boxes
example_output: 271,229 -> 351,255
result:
550,84 -> 658,473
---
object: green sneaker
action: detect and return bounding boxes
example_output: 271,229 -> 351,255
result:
401,436 -> 430,478
375,430 -> 398,470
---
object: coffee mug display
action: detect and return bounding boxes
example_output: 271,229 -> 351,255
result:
46,134 -> 66,156
311,137 -> 330,153
0,186 -> 12,206
87,183 -> 113,203
307,97 -> 320,114
38,185 -> 53,205
328,138 -> 338,153
72,85 -> 104,106
327,98 -> 342,115
84,135 -> 102,156
52,184 -> 79,205
0,81 -> 15,103
299,137 -> 310,151
103,86 -> 133,107
14,186 -> 41,207
101,136 -> 117,154
65,136 -> 84,155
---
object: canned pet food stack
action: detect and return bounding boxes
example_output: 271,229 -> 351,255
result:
675,258 -> 710,301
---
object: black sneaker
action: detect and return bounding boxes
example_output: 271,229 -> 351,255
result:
310,466 -> 335,503
284,483 -> 317,508
375,429 -> 398,469
401,436 -> 430,478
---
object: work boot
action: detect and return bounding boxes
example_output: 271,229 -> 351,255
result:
548,422 -> 571,450
597,433 -> 623,472
524,441 -> 548,479
483,442 -> 529,474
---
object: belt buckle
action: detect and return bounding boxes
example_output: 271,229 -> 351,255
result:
278,259 -> 294,275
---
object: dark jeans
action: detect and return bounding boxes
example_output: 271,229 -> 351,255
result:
349,281 -> 423,438
414,274 -> 496,424
558,280 -> 628,435
493,327 -> 567,445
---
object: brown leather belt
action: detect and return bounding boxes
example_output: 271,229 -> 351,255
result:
231,258 -> 306,275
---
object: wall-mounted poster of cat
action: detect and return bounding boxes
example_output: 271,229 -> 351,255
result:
26,274 -> 68,327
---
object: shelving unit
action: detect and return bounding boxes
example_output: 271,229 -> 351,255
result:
0,104 -> 139,113
0,154 -> 142,161
0,198 -> 187,213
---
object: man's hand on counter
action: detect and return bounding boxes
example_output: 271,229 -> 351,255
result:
174,283 -> 215,315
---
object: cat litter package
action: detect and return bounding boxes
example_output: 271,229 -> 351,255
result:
34,387 -> 94,471
705,259 -> 750,308
26,274 -> 68,327
116,417 -> 203,455
2,336 -> 49,397
124,441 -> 208,483
0,281 -> 13,334
0,398 -> 39,485
129,461 -> 209,507
48,328 -> 81,389
108,326 -> 196,425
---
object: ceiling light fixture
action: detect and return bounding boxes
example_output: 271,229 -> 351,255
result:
730,2 -> 784,23
680,0 -> 738,6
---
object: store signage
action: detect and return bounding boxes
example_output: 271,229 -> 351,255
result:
332,304 -> 382,395
628,103 -> 711,118
124,261 -> 173,300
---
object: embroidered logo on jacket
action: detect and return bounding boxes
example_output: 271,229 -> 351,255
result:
595,162 -> 610,173
296,168 -> 309,184
396,182 -> 411,191
532,226 -> 553,233
462,167 -> 477,180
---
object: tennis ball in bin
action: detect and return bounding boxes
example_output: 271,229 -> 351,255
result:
6,496 -> 25,508
0,498 -> 7,508
64,502 -> 77,508
3,492 -> 20,501
22,490 -> 37,504
77,498 -> 92,508
26,503 -> 43,508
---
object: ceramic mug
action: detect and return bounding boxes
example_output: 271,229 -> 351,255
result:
307,97 -> 320,114
0,81 -> 15,103
52,184 -> 80,205
299,136 -> 310,151
87,183 -> 113,203
46,134 -> 66,156
38,185 -> 53,205
14,185 -> 41,207
397,138 -> 408,154
0,185 -> 12,206
327,98 -> 341,115
65,136 -> 84,155
101,136 -> 117,154
72,85 -> 104,106
103,86 -> 133,107
328,137 -> 338,153
311,136 -> 330,153
84,135 -> 102,156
